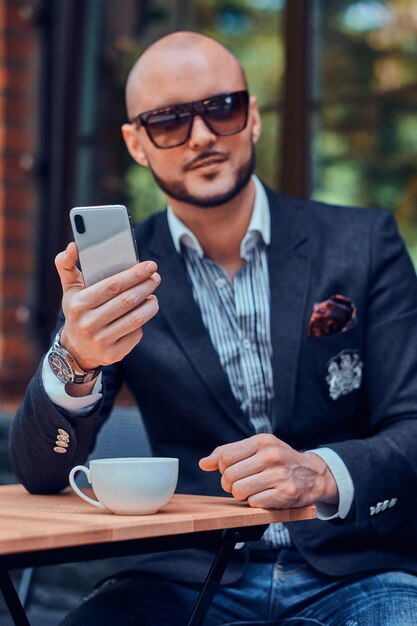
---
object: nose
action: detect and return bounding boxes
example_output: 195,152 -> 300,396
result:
187,115 -> 217,150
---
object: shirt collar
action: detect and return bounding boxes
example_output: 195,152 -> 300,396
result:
167,175 -> 271,259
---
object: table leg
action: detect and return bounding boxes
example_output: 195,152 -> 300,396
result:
0,571 -> 31,626
187,534 -> 236,626
187,525 -> 268,626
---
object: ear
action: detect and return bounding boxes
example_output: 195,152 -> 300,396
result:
121,123 -> 149,167
248,95 -> 261,145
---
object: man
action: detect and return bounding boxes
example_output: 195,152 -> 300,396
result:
10,31 -> 417,625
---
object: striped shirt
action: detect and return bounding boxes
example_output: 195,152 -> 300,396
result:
167,175 -> 292,548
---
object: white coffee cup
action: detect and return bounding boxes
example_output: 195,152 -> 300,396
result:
69,457 -> 179,515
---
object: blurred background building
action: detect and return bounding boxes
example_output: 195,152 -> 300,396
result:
0,0 -> 417,410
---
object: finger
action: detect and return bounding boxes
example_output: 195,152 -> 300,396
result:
246,485 -> 303,510
99,326 -> 145,366
217,439 -> 259,475
55,242 -> 84,293
93,275 -> 160,326
84,260 -> 158,308
221,455 -> 264,493
229,469 -> 277,502
199,443 -> 230,471
101,295 -> 159,343
247,488 -> 279,509
199,439 -> 258,474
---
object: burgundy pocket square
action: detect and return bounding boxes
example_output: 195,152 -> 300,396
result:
307,294 -> 357,339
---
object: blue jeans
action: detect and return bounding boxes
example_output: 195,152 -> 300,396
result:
61,549 -> 417,625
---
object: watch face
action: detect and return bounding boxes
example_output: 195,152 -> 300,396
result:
48,350 -> 74,384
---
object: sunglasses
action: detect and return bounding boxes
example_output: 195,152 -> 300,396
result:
130,90 -> 249,149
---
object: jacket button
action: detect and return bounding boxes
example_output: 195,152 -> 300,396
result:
54,446 -> 67,454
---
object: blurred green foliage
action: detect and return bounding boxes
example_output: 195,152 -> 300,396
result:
311,0 -> 417,265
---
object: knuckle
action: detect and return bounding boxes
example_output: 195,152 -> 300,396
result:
69,297 -> 85,317
222,467 -> 234,485
90,333 -> 103,349
119,292 -> 136,311
218,457 -> 228,474
105,278 -> 121,297
132,311 -> 144,328
231,483 -> 247,501
220,474 -> 232,493
220,450 -> 234,467
263,447 -> 278,465
132,264 -> 144,281
247,495 -> 262,508
284,483 -> 298,500
256,433 -> 274,447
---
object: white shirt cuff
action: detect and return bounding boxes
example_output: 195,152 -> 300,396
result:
308,447 -> 355,520
42,349 -> 102,416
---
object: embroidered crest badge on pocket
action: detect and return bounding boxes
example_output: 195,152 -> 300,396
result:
326,350 -> 363,400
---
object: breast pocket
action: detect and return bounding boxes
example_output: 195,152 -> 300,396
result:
306,325 -> 364,417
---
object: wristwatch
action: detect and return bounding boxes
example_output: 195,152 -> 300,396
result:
48,328 -> 102,385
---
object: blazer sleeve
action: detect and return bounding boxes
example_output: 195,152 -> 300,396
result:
326,211 -> 417,533
9,358 -> 123,494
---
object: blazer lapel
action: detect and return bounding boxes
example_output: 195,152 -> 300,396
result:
265,187 -> 311,432
148,215 -> 251,438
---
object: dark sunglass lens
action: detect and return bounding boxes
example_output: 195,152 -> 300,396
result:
204,92 -> 248,135
146,108 -> 191,148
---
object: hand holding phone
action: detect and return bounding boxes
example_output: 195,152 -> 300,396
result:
53,205 -> 160,380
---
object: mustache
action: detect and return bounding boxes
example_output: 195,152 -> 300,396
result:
184,150 -> 229,172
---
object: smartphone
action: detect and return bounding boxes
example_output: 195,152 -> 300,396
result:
70,205 -> 139,288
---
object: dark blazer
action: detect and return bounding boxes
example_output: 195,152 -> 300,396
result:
9,186 -> 417,583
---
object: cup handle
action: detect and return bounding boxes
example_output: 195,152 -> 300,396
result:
69,465 -> 105,509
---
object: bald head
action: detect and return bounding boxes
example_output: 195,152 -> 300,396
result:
125,31 -> 247,120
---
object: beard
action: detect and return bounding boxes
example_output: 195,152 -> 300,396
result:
149,146 -> 256,208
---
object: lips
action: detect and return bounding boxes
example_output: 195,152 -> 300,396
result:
186,154 -> 228,171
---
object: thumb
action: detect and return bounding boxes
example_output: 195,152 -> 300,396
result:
55,242 -> 84,294
199,448 -> 221,472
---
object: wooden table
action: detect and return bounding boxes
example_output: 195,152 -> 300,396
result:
0,484 -> 316,626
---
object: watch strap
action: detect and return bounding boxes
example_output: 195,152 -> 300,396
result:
51,328 -> 103,384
